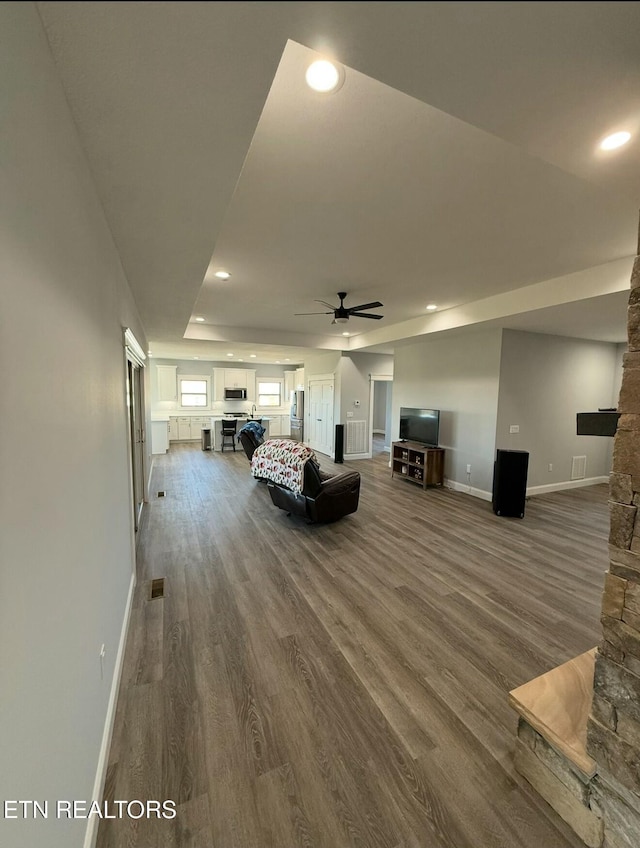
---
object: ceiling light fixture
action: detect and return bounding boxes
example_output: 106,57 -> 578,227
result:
305,59 -> 343,93
250,354 -> 257,358
195,316 -> 205,322
426,304 -> 438,311
342,332 -> 350,336
193,356 -> 199,360
600,131 -> 631,151
226,352 -> 233,357
214,270 -> 231,280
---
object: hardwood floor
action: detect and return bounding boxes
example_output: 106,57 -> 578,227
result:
98,443 -> 608,847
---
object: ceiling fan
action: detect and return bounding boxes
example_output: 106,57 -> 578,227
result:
295,291 -> 384,324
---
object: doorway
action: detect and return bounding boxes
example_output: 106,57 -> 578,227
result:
124,328 -> 147,534
127,358 -> 145,531
369,374 -> 393,458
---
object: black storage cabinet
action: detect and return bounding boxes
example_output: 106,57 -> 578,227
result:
492,449 -> 529,518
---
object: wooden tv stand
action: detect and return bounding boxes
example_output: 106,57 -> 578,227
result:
391,441 -> 444,489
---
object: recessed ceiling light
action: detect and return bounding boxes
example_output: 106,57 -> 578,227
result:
305,59 -> 343,93
193,356 -> 199,360
250,354 -> 257,358
238,359 -> 243,362
426,304 -> 438,311
285,358 -> 290,362
195,316 -> 205,322
342,331 -> 350,336
276,360 -> 281,364
214,270 -> 231,280
600,131 -> 631,151
226,352 -> 233,357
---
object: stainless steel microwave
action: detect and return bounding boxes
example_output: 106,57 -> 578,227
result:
224,387 -> 247,400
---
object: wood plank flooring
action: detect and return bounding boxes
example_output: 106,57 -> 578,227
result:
98,443 -> 608,848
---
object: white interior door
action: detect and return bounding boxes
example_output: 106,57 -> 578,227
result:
308,378 -> 334,456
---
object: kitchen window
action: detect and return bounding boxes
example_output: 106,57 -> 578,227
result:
179,376 -> 210,408
257,379 -> 283,407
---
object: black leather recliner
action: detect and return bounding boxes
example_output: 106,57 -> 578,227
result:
239,428 -> 264,461
266,457 -> 361,523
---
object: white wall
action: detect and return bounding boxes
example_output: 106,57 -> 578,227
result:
0,5 -> 145,846
393,330 -> 503,494
496,330 -> 619,489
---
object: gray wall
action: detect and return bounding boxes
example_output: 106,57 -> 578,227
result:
1,5 -> 146,847
393,330 -> 503,493
339,352 -> 393,435
496,330 -> 619,488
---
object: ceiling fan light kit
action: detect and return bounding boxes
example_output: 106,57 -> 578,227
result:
294,291 -> 384,324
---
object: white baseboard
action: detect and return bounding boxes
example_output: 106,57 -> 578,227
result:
444,479 -> 493,501
443,474 -> 608,502
84,571 -> 136,848
344,452 -> 371,460
526,475 -> 608,496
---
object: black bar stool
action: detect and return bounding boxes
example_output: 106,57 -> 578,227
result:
220,419 -> 238,451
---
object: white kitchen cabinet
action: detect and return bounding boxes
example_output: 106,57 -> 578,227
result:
245,369 -> 256,402
178,417 -> 192,440
169,417 -> 179,441
281,416 -> 291,437
151,421 -> 169,454
214,367 -> 256,400
295,367 -> 305,389
269,415 -> 282,437
224,369 -> 247,388
191,416 -> 210,440
284,371 -> 296,406
157,365 -> 177,402
212,368 -> 225,401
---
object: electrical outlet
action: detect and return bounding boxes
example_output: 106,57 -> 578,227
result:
548,463 -> 553,472
509,424 -> 519,434
346,411 -> 354,418
466,464 -> 471,473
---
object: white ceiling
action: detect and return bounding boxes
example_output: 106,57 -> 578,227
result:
37,2 -> 640,360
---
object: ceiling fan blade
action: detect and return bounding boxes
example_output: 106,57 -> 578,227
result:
346,301 -> 383,312
294,310 -> 333,315
314,300 -> 338,309
349,311 -> 384,319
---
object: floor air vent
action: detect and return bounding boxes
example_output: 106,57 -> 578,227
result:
571,455 -> 587,480
150,578 -> 165,600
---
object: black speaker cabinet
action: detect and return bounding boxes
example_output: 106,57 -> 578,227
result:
335,424 -> 344,463
492,449 -> 529,518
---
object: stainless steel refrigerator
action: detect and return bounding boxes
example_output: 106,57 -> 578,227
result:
290,389 -> 304,441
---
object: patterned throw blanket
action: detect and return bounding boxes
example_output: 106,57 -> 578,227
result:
251,439 -> 317,494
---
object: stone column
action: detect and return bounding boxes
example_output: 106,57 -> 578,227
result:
586,223 -> 640,841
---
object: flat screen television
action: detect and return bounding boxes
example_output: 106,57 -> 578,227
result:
399,407 -> 440,447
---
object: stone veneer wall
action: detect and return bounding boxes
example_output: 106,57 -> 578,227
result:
586,229 -> 640,847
